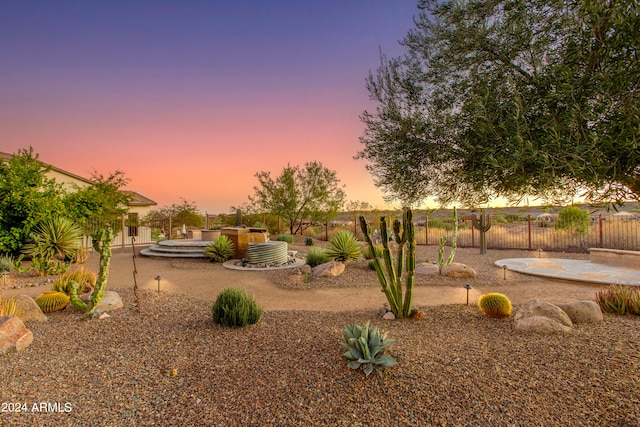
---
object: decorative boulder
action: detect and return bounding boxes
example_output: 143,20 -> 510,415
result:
0,316 -> 33,354
556,301 -> 604,324
13,294 -> 48,322
415,262 -> 439,275
312,261 -> 345,277
513,299 -> 573,334
440,263 -> 478,279
79,290 -> 124,312
382,311 -> 396,320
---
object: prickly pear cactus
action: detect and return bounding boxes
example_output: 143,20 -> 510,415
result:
85,227 -> 114,318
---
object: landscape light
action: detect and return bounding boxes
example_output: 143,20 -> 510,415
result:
155,275 -> 162,293
1,270 -> 8,287
463,283 -> 472,305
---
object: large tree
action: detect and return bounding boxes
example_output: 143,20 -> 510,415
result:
357,0 -> 640,207
0,148 -> 66,254
250,161 -> 346,235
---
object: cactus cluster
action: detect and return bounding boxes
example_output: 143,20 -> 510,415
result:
35,291 -> 70,313
360,209 -> 416,318
478,293 -> 512,318
342,321 -> 397,376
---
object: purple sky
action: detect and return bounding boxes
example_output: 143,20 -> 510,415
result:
1,1 -> 420,213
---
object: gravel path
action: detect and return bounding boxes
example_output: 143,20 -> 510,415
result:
1,246 -> 639,426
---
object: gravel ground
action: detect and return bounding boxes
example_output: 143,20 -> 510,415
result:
1,246 -> 639,426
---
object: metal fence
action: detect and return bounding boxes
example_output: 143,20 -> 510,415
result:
421,214 -> 640,253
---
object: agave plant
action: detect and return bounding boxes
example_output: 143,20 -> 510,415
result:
342,321 -> 397,376
204,235 -> 235,263
325,231 -> 361,262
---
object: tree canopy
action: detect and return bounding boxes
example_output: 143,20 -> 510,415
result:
357,0 -> 640,207
250,161 -> 346,235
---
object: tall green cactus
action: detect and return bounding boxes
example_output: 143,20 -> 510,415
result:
360,209 -> 416,319
85,227 -> 114,317
471,211 -> 492,255
437,207 -> 458,273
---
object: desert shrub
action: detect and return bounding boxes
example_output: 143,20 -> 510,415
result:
427,218 -> 456,231
325,231 -> 361,262
212,288 -> 262,327
595,285 -> 640,315
478,293 -> 512,318
555,206 -> 591,235
367,259 -> 377,270
0,295 -> 18,316
35,291 -> 70,313
342,321 -> 397,377
0,255 -> 14,272
204,235 -> 235,263
304,236 -> 314,246
306,247 -> 330,267
276,234 -> 294,244
363,244 -> 383,260
53,268 -> 97,295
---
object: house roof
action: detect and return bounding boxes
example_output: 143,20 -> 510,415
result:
1,151 -> 157,207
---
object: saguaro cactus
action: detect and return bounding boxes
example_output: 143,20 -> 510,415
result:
472,211 -> 492,255
360,209 -> 416,319
69,227 -> 114,318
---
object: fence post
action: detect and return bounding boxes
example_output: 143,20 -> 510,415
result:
169,214 -> 172,240
598,214 -> 603,248
528,215 -> 532,251
121,213 -> 126,248
425,216 -> 429,245
325,220 -> 328,241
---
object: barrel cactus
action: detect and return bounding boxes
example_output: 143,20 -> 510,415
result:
35,291 -> 70,313
478,293 -> 512,318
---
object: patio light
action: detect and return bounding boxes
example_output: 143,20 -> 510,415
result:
463,283 -> 472,306
155,275 -> 162,293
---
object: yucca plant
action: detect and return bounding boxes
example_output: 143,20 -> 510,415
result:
21,216 -> 82,275
325,231 -> 361,262
595,285 -> 640,316
204,235 -> 235,263
342,321 -> 397,377
212,288 -> 263,327
0,295 -> 18,317
306,247 -> 331,267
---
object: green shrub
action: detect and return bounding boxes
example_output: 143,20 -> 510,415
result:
555,206 -> 591,235
276,234 -> 294,244
212,288 -> 263,327
478,293 -> 512,318
204,235 -> 235,263
595,285 -> 640,315
306,247 -> 330,267
325,231 -> 361,262
0,255 -> 14,272
342,321 -> 397,376
304,236 -> 314,246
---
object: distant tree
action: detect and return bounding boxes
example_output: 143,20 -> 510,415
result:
142,199 -> 204,236
0,148 -> 65,254
63,170 -> 132,232
345,200 -> 373,214
250,162 -> 346,235
357,0 -> 640,207
555,206 -> 591,236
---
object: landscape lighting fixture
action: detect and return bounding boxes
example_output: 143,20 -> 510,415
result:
1,270 -> 8,287
463,283 -> 472,306
155,275 -> 162,293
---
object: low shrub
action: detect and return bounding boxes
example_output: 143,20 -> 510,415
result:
478,293 -> 512,318
212,288 -> 263,327
363,244 -> 383,260
304,236 -> 314,246
204,235 -> 235,263
306,247 -> 330,267
342,321 -> 397,377
0,255 -> 14,272
325,231 -> 361,262
595,285 -> 640,315
276,234 -> 294,244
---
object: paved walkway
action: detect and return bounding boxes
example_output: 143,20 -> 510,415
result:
495,258 -> 640,286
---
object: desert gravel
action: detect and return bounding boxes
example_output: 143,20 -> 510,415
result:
1,288 -> 639,426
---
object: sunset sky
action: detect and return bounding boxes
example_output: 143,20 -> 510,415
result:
1,0 -> 420,213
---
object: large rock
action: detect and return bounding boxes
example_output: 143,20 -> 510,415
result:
13,294 -> 48,322
79,290 -> 124,312
415,262 -> 439,275
312,261 -> 345,277
440,263 -> 478,279
513,299 -> 573,334
0,316 -> 33,354
556,301 -> 604,324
